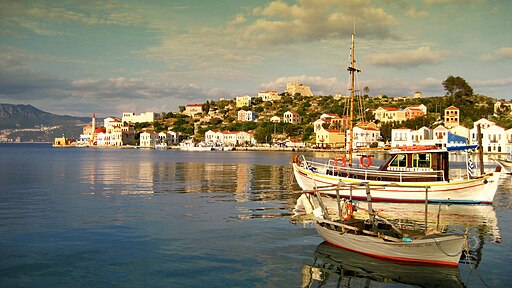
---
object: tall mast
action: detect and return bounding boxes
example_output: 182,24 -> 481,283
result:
347,32 -> 358,166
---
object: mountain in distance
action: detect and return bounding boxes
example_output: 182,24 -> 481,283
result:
0,103 -> 93,142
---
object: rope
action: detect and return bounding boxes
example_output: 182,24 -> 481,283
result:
433,234 -> 465,257
463,228 -> 492,288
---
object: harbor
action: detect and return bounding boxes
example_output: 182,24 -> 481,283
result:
1,143 -> 511,287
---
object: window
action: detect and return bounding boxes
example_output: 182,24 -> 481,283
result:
413,153 -> 431,168
389,154 -> 407,168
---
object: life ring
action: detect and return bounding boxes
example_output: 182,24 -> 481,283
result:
341,202 -> 354,221
360,155 -> 372,168
333,156 -> 346,168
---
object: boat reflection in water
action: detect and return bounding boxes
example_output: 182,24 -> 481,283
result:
302,242 -> 463,288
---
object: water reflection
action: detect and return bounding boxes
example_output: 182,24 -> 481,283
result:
78,158 -> 300,219
302,242 -> 463,288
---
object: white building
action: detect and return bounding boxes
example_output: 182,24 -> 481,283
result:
104,117 -> 122,128
167,131 -> 180,145
139,132 -> 158,148
469,119 -> 508,153
258,90 -> 281,102
122,112 -> 159,124
348,126 -> 381,149
391,128 -> 412,147
205,130 -> 256,146
283,111 -> 302,124
237,131 -> 256,146
237,110 -> 256,122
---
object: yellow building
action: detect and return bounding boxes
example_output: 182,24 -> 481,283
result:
236,95 -> 252,108
53,137 -> 74,146
316,127 -> 345,148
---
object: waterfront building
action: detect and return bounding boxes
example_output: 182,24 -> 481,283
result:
315,127 -> 345,148
222,131 -> 238,146
205,130 -> 256,146
283,111 -> 303,124
285,82 -> 313,96
348,123 -> 381,149
391,128 -> 412,147
449,125 -> 470,140
469,119 -> 507,153
167,131 -> 180,145
433,126 -> 449,148
237,131 -> 256,146
411,126 -> 433,145
139,131 -> 158,148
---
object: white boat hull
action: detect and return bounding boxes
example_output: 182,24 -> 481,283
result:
293,163 -> 500,204
179,146 -> 214,151
315,222 -> 464,266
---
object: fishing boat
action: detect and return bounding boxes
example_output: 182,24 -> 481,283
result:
295,193 -> 501,242
302,242 -> 463,288
292,31 -> 501,204
309,184 -> 465,267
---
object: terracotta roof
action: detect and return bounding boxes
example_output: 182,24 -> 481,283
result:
186,104 -> 203,107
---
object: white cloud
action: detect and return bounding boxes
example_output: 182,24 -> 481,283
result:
367,47 -> 448,68
480,47 -> 512,61
405,7 -> 429,18
237,0 -> 399,46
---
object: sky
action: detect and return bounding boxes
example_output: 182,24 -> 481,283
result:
1,0 -> 511,117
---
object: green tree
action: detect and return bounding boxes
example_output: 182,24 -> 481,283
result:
442,75 -> 474,105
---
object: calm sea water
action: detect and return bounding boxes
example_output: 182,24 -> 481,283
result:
0,144 -> 511,287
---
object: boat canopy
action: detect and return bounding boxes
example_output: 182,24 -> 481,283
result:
446,145 -> 478,152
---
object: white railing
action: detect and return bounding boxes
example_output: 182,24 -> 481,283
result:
302,159 -> 446,182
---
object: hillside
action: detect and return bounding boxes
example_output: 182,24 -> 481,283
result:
0,104 -> 91,142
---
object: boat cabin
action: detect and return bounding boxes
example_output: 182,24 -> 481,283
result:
381,148 -> 448,171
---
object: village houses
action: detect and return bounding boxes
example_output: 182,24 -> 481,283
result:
283,111 -> 303,124
205,130 -> 256,147
373,104 -> 427,123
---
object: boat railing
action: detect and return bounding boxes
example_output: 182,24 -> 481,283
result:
305,159 -> 446,182
310,181 -> 434,233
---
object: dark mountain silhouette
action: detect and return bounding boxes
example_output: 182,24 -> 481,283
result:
0,103 -> 91,142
